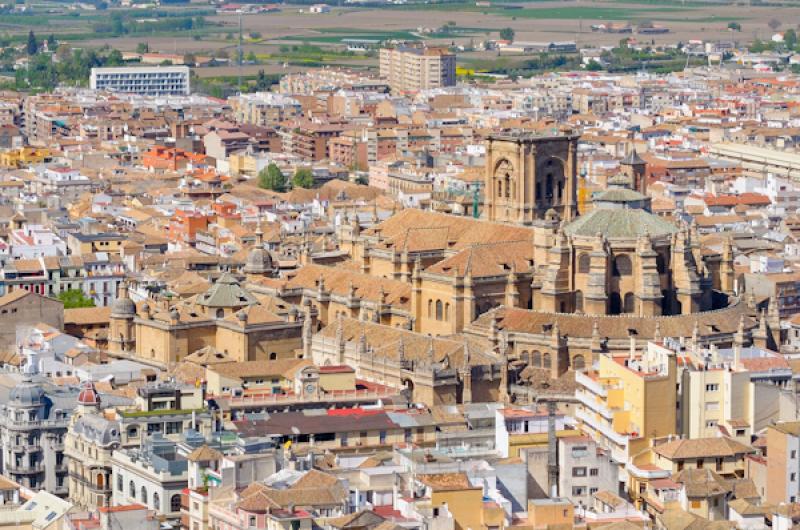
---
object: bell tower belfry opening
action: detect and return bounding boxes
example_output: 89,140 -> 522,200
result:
485,132 -> 579,224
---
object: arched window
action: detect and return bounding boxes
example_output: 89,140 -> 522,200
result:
623,292 -> 636,314
578,253 -> 591,274
444,303 -> 450,321
269,352 -> 277,360
542,353 -> 552,369
171,494 -> 181,513
129,481 -> 135,498
428,299 -> 432,318
97,474 -> 105,489
575,290 -> 584,313
140,486 -> 147,503
573,355 -> 586,371
520,351 -> 529,363
532,351 -> 542,367
117,474 -> 123,492
614,255 -> 632,277
546,173 -> 553,199
609,292 -> 622,315
505,174 -> 512,198
435,300 -> 443,321
153,492 -> 160,510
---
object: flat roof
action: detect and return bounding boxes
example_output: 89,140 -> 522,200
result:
91,66 -> 190,74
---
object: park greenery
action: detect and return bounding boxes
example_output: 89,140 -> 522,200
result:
258,164 -> 287,192
57,289 -> 96,309
292,169 -> 315,189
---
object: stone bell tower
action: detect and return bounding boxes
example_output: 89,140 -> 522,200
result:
484,131 -> 579,224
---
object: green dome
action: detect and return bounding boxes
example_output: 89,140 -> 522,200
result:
564,208 -> 677,239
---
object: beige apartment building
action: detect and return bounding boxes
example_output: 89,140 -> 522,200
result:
379,46 -> 456,93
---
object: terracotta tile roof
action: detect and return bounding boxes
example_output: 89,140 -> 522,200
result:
673,468 -> 732,498
318,317 -> 494,367
417,472 -> 475,491
209,358 -> 310,380
471,302 -> 755,341
284,264 -> 410,308
186,444 -> 223,462
364,209 -> 532,253
425,240 -> 533,277
64,306 -> 112,326
654,437 -> 755,459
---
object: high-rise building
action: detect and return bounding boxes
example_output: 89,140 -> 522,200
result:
379,46 -> 456,93
90,66 -> 190,96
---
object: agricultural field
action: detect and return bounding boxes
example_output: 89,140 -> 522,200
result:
5,0 -> 800,88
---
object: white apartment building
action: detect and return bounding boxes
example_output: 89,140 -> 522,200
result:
90,66 -> 190,96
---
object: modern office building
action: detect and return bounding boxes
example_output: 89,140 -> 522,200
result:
379,46 -> 456,93
90,66 -> 191,96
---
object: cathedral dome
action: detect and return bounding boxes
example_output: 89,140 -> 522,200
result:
564,207 -> 676,239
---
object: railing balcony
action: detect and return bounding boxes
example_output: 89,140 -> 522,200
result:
575,371 -> 608,397
575,408 -> 628,447
575,390 -> 613,420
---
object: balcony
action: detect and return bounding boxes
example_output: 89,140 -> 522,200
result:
575,390 -> 613,421
7,419 -> 69,430
575,408 -> 628,448
575,371 -> 608,397
6,463 -> 44,474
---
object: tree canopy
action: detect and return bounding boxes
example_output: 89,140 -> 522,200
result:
26,31 -> 38,55
258,163 -> 286,192
57,289 -> 95,309
499,27 -> 515,42
291,168 -> 315,189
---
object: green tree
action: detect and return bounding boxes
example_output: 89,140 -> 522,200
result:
106,48 -> 124,66
184,52 -> 197,65
291,168 -> 315,189
46,34 -> 56,50
727,21 -> 741,32
255,69 -> 272,90
258,163 -> 286,191
785,28 -> 797,49
26,30 -> 38,55
355,174 -> 368,185
585,59 -> 603,71
57,289 -> 95,309
136,42 -> 149,54
499,27 -> 515,41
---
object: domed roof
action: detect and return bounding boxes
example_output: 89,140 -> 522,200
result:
10,378 -> 45,406
111,283 -> 135,316
77,380 -> 100,406
111,296 -> 136,316
564,207 -> 677,239
243,246 -> 274,275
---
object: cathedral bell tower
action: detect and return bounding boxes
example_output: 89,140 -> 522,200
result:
484,131 -> 579,224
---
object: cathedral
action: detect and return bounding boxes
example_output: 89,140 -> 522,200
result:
326,132 -> 768,402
